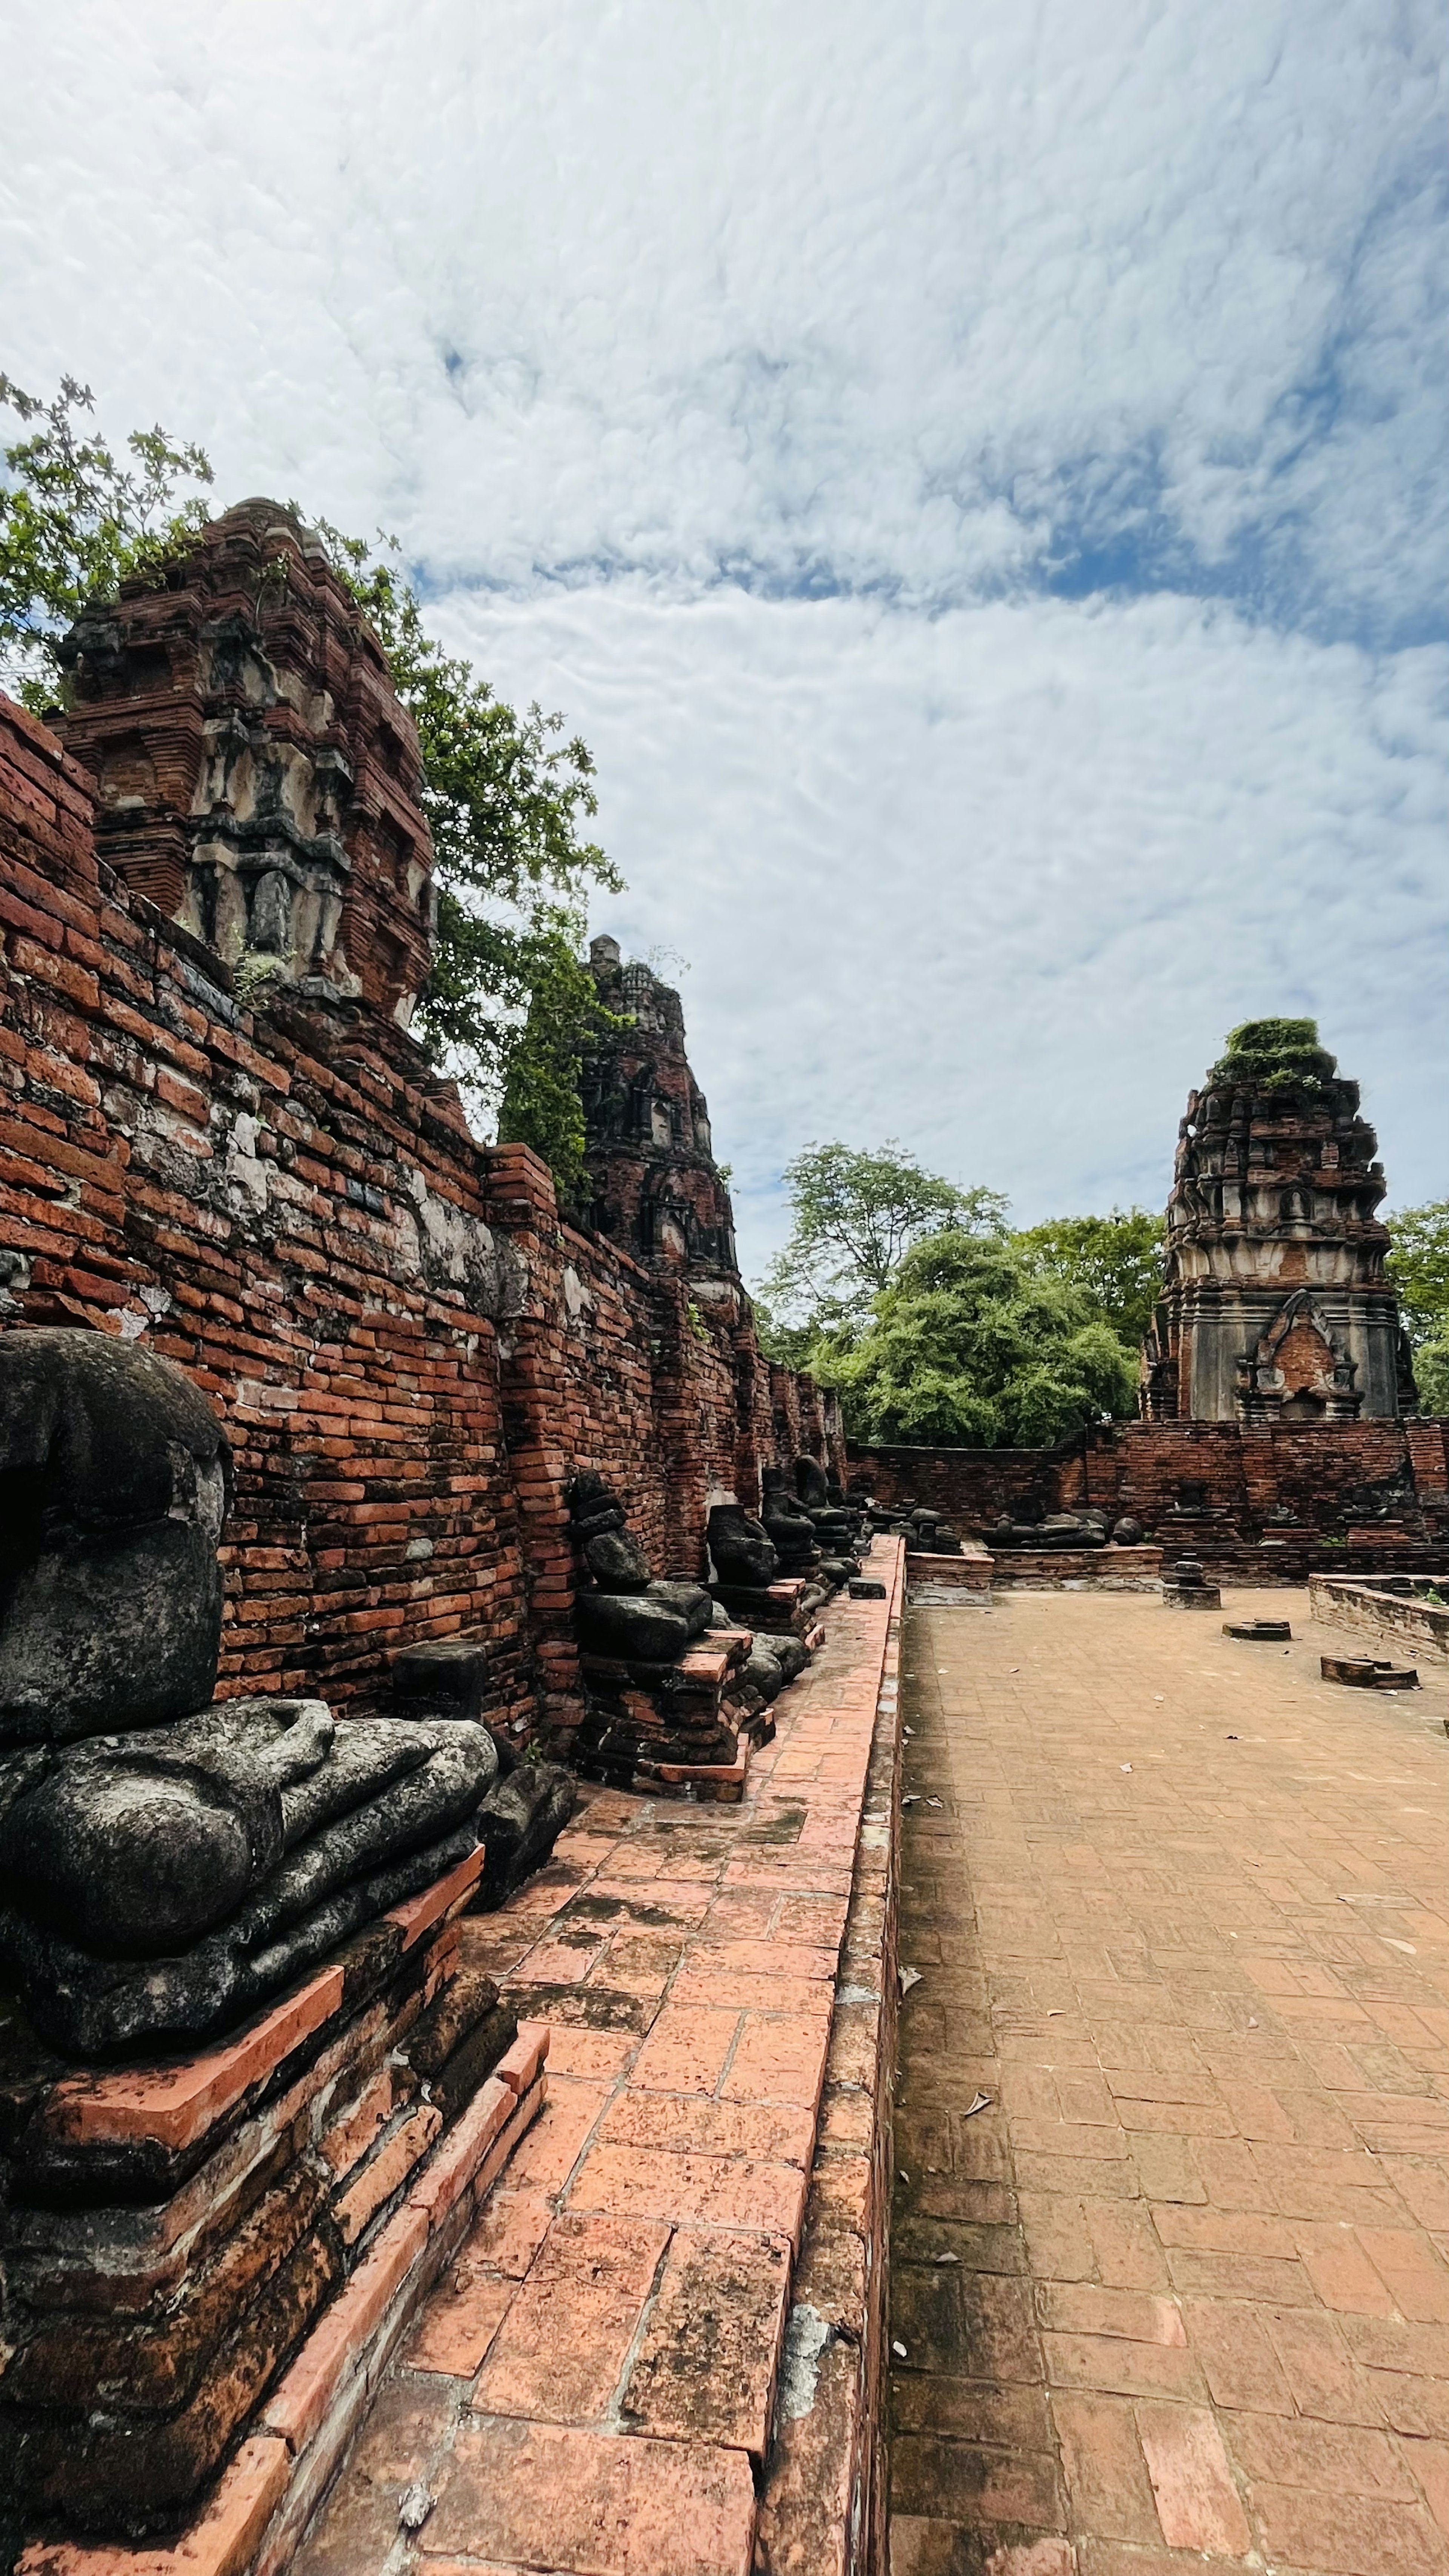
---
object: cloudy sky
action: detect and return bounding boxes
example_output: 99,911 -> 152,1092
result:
6,0 -> 1446,1276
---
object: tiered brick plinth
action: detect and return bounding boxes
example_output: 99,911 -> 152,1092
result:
8,1853 -> 548,2574
289,1542 -> 906,2576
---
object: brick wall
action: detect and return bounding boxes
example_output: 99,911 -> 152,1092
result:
851,1413 -> 1449,1541
0,694 -> 839,1747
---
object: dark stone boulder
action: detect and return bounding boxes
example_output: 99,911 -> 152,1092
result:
575,1591 -> 694,1662
583,1527 -> 652,1592
0,1330 -> 232,1746
1111,1515 -> 1145,1545
474,1762 -> 577,1909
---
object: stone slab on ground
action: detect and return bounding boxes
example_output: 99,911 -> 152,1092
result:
889,1580 -> 1449,2576
291,1544 -> 906,2576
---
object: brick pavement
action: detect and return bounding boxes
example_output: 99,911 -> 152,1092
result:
889,1584 -> 1449,2576
292,1552 -> 902,2576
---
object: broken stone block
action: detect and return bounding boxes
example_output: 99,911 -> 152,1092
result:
1320,1653 -> 1420,1689
474,1763 -> 577,1910
1161,1556 -> 1222,1610
392,1636 -> 492,1721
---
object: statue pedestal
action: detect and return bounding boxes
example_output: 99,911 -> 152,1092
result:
710,1577 -> 812,1635
3,1850 -> 547,2562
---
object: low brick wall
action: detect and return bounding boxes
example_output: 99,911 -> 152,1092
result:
989,1543 -> 1163,1592
851,1415 -> 1449,1550
1308,1574 -> 1449,1667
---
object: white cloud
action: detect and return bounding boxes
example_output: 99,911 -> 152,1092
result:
3,0 -> 1445,1269
432,582 -> 1449,1276
5,0 -> 1443,626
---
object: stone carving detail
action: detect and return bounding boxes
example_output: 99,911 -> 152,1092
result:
59,500 -> 435,1027
569,1469 -> 715,1666
1141,1020 -> 1414,1423
760,1465 -> 824,1573
0,1333 -> 497,2058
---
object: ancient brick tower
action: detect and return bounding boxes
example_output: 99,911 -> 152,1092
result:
55,499 -> 434,1027
1141,1019 -> 1414,1422
580,936 -> 739,1279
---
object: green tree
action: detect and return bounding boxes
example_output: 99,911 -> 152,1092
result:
1386,1201 -> 1449,1415
1011,1209 -> 1164,1350
0,374 -> 213,706
0,377 -> 620,1190
754,1141 -> 1007,1357
319,535 -> 623,1183
824,1229 -> 1138,1448
1213,1016 -> 1337,1092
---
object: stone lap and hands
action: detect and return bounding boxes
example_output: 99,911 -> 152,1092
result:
0,1331 -> 498,2058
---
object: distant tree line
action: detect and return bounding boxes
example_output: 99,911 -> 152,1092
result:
754,1142 -> 1449,1446
751,1141 -> 1161,1448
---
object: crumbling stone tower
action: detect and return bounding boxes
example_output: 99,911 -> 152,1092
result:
56,498 -> 434,1027
580,936 -> 738,1278
1141,1018 -> 1414,1422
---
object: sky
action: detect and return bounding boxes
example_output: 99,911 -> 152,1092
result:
5,0 -> 1447,1279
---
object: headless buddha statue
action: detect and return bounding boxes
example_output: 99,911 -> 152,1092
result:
0,1333 -> 496,2059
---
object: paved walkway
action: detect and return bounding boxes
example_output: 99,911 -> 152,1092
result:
889,1584 -> 1449,2576
292,1570 -> 898,2576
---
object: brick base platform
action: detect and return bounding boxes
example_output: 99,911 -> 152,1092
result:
289,1543 -> 906,2576
9,1855 -> 549,2576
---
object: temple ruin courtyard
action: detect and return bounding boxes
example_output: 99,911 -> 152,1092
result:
891,1584 -> 1449,2576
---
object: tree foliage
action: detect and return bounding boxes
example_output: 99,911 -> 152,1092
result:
752,1139 -> 1151,1443
316,532 -> 622,1179
755,1140 -> 1008,1353
1011,1209 -> 1164,1351
824,1230 -> 1139,1448
1387,1200 -> 1449,1415
0,375 -> 213,706
0,378 -> 620,1190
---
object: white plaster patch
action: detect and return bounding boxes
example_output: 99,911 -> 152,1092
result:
775,2302 -> 834,2424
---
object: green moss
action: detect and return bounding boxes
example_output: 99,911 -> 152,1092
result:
1212,1017 -> 1337,1092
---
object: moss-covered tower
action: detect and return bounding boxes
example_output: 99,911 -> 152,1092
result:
1141,1020 -> 1415,1422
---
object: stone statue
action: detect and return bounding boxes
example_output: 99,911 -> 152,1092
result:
760,1467 -> 822,1572
569,1469 -> 714,1662
792,1454 -> 856,1552
706,1500 -> 778,1592
0,1334 -> 497,2058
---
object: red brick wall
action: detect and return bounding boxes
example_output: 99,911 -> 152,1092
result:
850,1414 -> 1449,1539
0,694 -> 837,1746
